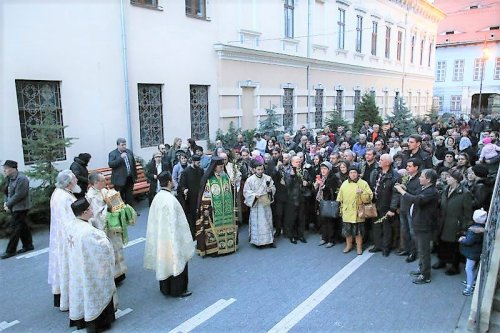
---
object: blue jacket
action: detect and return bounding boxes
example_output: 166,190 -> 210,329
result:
459,223 -> 484,261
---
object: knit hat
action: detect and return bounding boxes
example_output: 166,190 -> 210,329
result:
483,137 -> 492,145
320,161 -> 333,171
471,164 -> 489,178
448,169 -> 463,182
473,209 -> 487,224
348,165 -> 360,173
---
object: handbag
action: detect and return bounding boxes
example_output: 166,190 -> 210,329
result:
319,200 -> 340,218
357,202 -> 378,219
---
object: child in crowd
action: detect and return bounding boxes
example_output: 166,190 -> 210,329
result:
458,209 -> 487,296
479,137 -> 500,162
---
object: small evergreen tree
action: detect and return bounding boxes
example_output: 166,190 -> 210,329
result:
23,107 -> 76,187
352,93 -> 383,135
258,106 -> 282,138
389,95 -> 415,137
324,110 -> 351,132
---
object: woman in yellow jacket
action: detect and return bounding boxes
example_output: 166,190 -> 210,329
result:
337,166 -> 373,255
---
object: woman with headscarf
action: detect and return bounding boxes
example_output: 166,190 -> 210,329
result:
452,152 -> 471,178
195,156 -> 238,257
463,165 -> 493,211
459,136 -> 476,164
433,169 -> 473,276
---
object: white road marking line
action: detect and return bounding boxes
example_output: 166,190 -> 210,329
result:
268,252 -> 374,333
124,237 -> 146,248
16,248 -> 48,259
0,320 -> 20,331
115,308 -> 133,319
168,298 -> 236,333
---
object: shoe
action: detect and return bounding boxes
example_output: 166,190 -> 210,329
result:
405,253 -> 417,263
462,288 -> 473,296
298,237 -> 307,244
1,252 -> 15,259
432,261 -> 446,269
412,275 -> 431,284
274,229 -> 281,238
396,250 -> 409,256
16,246 -> 35,254
179,291 -> 192,298
445,267 -> 459,276
382,249 -> 390,257
290,238 -> 297,244
269,243 -> 277,248
318,240 -> 327,246
369,247 -> 382,253
461,281 -> 475,289
114,274 -> 126,285
325,242 -> 334,248
410,270 -> 423,277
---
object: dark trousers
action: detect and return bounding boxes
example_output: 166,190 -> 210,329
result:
320,217 -> 337,243
115,176 -> 134,206
400,210 -> 416,254
6,210 -> 32,254
159,263 -> 189,297
284,202 -> 305,239
373,217 -> 392,250
273,201 -> 286,232
415,231 -> 432,279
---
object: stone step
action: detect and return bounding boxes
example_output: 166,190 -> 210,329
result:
495,291 -> 500,313
490,311 -> 500,332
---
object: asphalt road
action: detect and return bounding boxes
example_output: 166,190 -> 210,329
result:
0,200 -> 472,332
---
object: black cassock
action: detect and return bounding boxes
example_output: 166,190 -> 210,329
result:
178,165 -> 204,238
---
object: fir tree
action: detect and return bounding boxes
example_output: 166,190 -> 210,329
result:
325,110 -> 351,132
389,95 -> 415,137
23,107 -> 75,187
352,93 -> 383,135
258,106 -> 282,138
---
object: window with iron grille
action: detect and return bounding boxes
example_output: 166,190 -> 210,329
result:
15,80 -> 66,164
453,59 -> 464,81
435,61 -> 446,82
185,0 -> 206,19
356,15 -> 363,53
315,89 -> 324,129
419,38 -> 425,66
410,35 -> 415,63
138,84 -> 164,148
284,0 -> 294,39
385,26 -> 391,59
396,31 -> 402,61
371,21 -> 378,56
283,88 -> 294,131
495,58 -> 500,80
338,8 -> 345,50
131,0 -> 158,7
450,95 -> 462,111
190,85 -> 209,140
473,58 -> 484,81
336,90 -> 343,112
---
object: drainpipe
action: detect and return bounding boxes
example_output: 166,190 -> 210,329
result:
120,0 -> 133,150
401,3 -> 409,105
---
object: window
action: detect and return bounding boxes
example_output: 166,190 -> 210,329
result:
419,38 -> 425,66
410,35 -> 415,63
437,96 -> 443,112
354,89 -> 361,114
284,0 -> 294,38
138,84 -> 164,148
314,89 -> 324,129
435,61 -> 446,82
495,57 -> 500,80
190,85 -> 209,140
385,26 -> 391,59
428,42 -> 433,67
283,88 -> 294,131
131,0 -> 158,7
337,8 -> 345,50
371,21 -> 378,56
336,90 -> 343,112
450,95 -> 462,111
185,0 -> 206,19
453,59 -> 464,81
473,58 -> 484,81
396,31 -> 402,61
15,80 -> 66,164
356,15 -> 363,53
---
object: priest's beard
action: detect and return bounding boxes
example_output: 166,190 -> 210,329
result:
72,184 -> 82,194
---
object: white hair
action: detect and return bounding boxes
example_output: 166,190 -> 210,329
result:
55,170 -> 75,189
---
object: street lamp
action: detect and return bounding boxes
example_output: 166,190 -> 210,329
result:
478,46 -> 490,115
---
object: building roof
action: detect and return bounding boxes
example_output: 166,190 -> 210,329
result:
433,0 -> 500,46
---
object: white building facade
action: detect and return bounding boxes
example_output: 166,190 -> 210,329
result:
1,0 -> 444,170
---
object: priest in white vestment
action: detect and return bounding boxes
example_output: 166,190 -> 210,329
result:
66,197 -> 116,332
86,172 -> 127,284
243,160 -> 276,248
48,170 -> 79,309
144,171 -> 194,297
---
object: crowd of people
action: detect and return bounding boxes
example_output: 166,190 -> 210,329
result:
1,114 -> 498,332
